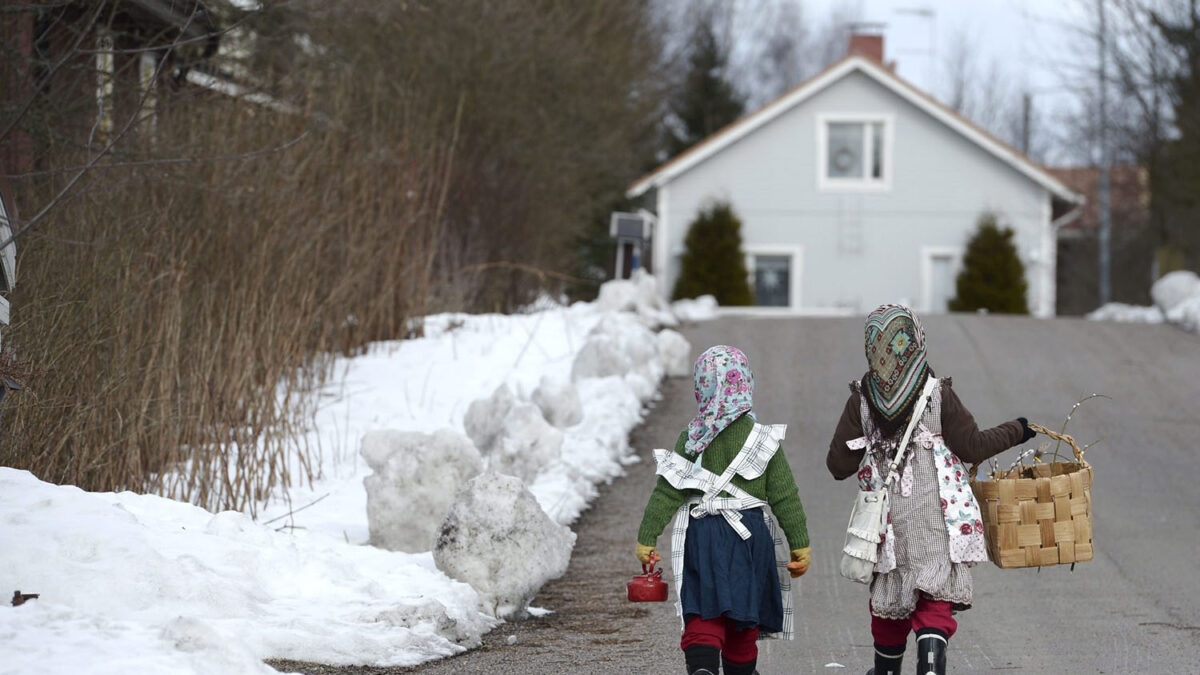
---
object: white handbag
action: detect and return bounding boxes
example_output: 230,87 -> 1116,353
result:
839,378 -> 937,584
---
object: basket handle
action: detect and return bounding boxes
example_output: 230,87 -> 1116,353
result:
969,421 -> 1086,480
1028,422 -> 1086,463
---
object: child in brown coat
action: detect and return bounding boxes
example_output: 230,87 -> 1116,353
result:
827,305 -> 1034,675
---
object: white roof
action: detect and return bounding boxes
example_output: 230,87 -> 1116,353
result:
628,55 -> 1082,204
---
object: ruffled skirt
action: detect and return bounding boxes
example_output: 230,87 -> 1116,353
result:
869,440 -> 973,619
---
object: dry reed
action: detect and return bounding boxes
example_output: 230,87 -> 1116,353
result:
2,78 -> 450,514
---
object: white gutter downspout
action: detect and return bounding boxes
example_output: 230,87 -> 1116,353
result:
1051,202 -> 1084,230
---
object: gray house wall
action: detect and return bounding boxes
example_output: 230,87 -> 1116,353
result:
655,69 -> 1055,316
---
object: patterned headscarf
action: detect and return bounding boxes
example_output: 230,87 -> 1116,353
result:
684,345 -> 756,455
864,304 -> 930,437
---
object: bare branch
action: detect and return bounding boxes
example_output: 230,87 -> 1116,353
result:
0,2 -> 106,144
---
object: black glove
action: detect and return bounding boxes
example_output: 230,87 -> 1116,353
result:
1018,417 -> 1036,443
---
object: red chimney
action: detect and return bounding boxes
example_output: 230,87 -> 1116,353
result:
848,33 -> 884,63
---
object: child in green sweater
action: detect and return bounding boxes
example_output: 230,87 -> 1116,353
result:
636,345 -> 810,675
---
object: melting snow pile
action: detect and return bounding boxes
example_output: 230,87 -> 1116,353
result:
362,429 -> 483,552
671,294 -> 719,323
1085,303 -> 1164,324
0,468 -> 492,674
432,473 -> 576,619
1087,270 -> 1200,333
2,272 -> 715,673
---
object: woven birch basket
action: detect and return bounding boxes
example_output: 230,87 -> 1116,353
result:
969,423 -> 1094,569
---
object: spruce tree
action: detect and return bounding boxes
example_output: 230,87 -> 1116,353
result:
1150,7 -> 1200,269
948,213 -> 1030,314
665,8 -> 745,158
672,202 -> 753,305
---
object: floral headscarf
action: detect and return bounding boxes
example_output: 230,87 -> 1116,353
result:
864,304 -> 929,437
684,345 -> 756,455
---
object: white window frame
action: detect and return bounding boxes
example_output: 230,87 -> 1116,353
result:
743,244 -> 804,311
919,246 -> 963,315
816,113 -> 894,192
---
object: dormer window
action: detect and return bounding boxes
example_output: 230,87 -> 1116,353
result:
817,114 -> 892,191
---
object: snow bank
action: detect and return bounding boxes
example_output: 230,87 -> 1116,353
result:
657,328 -> 692,378
0,468 -> 496,673
1153,271 -> 1200,333
575,312 -> 665,401
531,374 -> 582,428
594,269 -> 679,329
671,294 -> 719,322
362,429 -> 483,552
488,403 -> 564,483
570,332 -> 635,381
1151,270 -> 1200,314
528,376 -> 644,526
433,473 -> 576,619
4,271 -> 692,673
1085,303 -> 1165,324
1090,271 -> 1200,334
1166,295 -> 1200,332
3,604 -> 276,675
463,384 -> 517,455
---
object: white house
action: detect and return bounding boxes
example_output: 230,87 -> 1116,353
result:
627,37 -> 1083,317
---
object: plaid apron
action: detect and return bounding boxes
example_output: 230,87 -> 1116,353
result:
653,423 -> 795,640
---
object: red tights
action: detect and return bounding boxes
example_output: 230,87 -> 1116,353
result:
870,595 -> 957,646
681,615 -> 758,664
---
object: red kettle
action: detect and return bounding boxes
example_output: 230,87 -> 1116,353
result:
627,557 -> 668,602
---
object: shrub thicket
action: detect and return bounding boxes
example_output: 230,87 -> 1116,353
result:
949,213 -> 1030,314
672,202 -> 753,305
0,0 -> 667,512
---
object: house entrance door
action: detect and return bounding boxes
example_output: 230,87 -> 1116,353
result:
921,247 -> 962,314
931,255 -> 953,312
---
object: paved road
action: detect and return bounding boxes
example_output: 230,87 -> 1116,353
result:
277,314 -> 1200,674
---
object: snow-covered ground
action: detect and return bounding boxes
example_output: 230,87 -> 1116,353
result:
1,275 -> 713,674
1088,270 -> 1200,333
1085,302 -> 1164,324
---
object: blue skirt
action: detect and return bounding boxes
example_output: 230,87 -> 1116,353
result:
680,508 -> 784,634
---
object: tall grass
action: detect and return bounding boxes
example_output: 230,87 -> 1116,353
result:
2,83 -> 453,514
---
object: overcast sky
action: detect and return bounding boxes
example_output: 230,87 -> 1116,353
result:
766,0 -> 1097,164
816,0 -> 1081,91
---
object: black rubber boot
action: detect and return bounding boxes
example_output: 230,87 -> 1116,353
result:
684,644 -> 720,675
914,628 -> 948,675
722,655 -> 758,675
865,642 -> 905,675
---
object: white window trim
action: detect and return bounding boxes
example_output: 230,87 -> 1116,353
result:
919,246 -> 964,315
816,113 -> 894,192
743,244 -> 804,311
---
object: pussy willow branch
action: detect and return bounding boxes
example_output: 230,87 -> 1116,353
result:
1052,393 -> 1111,463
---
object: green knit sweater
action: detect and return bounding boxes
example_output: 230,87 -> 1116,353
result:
637,415 -> 810,550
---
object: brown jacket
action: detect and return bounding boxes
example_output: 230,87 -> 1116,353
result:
827,378 -> 1024,480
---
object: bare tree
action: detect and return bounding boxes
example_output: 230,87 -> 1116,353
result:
940,27 -> 1019,138
729,0 -> 860,108
1057,0 -> 1198,268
